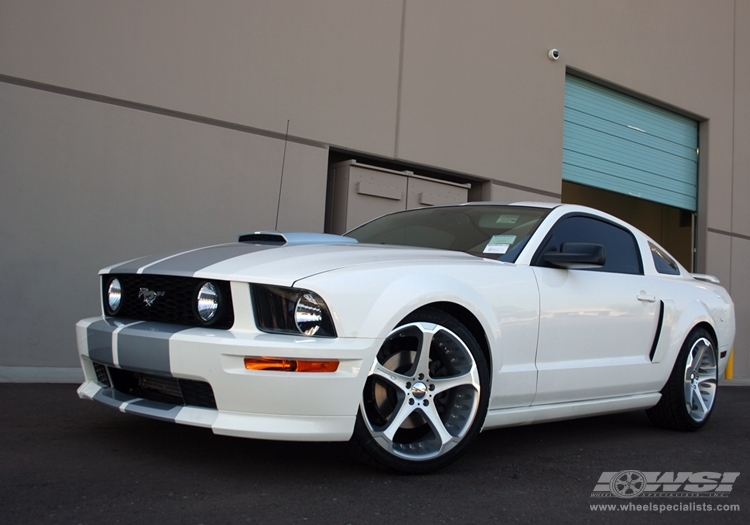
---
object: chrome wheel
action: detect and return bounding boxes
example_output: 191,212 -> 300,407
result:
354,308 -> 488,473
646,327 -> 718,431
683,337 -> 717,423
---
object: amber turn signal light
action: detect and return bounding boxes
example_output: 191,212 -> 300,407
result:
244,357 -> 339,373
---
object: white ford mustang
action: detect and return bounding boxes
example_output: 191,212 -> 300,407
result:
76,203 -> 735,473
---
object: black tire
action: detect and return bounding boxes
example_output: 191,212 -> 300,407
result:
353,307 -> 490,473
646,327 -> 718,431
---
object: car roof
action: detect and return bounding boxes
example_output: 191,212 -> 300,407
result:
459,201 -> 561,209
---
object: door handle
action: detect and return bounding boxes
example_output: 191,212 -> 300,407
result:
637,292 -> 656,303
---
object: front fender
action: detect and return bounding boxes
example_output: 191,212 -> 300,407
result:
360,271 -> 501,343
298,265 -> 501,340
295,262 -> 540,377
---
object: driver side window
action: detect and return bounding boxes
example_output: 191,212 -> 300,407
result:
534,215 -> 643,275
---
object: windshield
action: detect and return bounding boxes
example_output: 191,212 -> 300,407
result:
345,205 -> 551,262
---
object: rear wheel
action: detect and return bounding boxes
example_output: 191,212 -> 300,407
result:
646,328 -> 718,431
353,308 -> 489,473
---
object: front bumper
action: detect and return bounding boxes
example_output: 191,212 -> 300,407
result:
76,317 -> 379,441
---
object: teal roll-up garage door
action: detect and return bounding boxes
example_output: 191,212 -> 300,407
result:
563,75 -> 699,211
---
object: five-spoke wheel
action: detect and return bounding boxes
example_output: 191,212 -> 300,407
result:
647,328 -> 718,431
353,308 -> 489,473
683,335 -> 718,423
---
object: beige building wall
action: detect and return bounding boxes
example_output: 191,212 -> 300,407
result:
0,80 -> 328,373
731,0 -> 750,379
0,0 -> 404,157
0,0 -> 747,379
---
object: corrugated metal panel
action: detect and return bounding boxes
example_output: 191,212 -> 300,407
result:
563,75 -> 698,211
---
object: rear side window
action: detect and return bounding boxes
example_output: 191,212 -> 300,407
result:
649,242 -> 680,275
533,215 -> 643,275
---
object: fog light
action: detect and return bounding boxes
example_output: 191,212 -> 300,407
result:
107,278 -> 122,314
196,282 -> 219,322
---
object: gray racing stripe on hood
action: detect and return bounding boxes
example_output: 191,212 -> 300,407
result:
106,252 -> 182,274
141,244 -> 277,276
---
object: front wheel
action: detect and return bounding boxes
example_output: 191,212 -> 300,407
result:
646,328 -> 718,431
353,308 -> 490,473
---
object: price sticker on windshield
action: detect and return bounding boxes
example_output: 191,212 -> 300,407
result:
483,234 -> 516,254
495,215 -> 519,224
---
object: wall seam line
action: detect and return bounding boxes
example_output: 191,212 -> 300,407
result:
394,0 -> 407,160
707,227 -> 750,242
0,74 -> 327,149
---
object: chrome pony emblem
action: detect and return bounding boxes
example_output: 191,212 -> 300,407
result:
138,287 -> 165,307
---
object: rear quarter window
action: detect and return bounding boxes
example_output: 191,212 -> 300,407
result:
649,242 -> 681,275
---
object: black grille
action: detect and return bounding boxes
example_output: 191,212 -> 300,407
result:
107,366 -> 217,409
93,362 -> 111,387
103,274 -> 234,329
180,380 -> 220,408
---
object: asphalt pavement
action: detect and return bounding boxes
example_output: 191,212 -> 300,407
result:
1,383 -> 749,524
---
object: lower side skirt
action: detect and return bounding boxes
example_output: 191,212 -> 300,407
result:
482,393 -> 661,430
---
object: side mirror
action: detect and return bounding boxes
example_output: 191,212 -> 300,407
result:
543,242 -> 606,269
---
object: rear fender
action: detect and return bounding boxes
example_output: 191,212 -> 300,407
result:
653,298 -> 720,374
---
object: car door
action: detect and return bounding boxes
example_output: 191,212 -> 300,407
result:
531,214 -> 661,405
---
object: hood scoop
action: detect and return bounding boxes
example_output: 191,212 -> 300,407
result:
238,231 -> 358,247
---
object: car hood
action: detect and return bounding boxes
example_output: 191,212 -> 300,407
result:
101,241 -> 486,286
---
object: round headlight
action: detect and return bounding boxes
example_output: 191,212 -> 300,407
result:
107,278 -> 122,314
295,293 -> 324,336
196,282 -> 219,322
